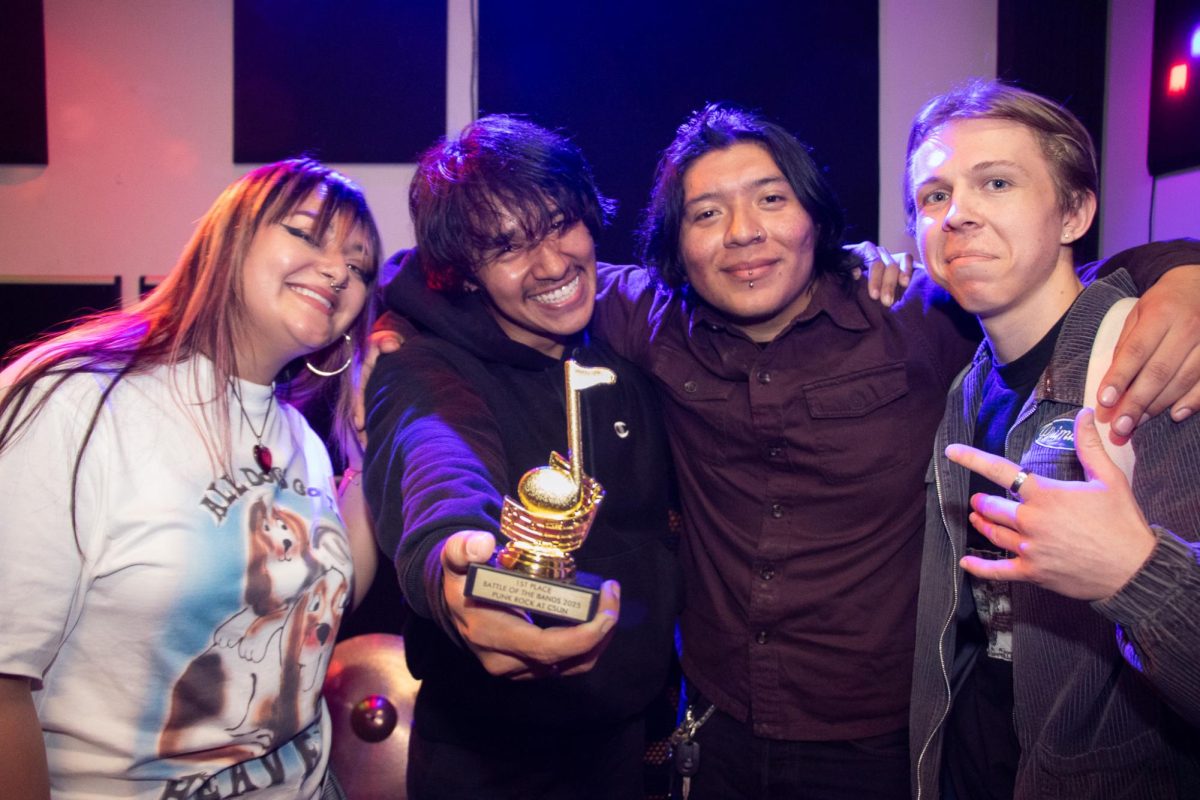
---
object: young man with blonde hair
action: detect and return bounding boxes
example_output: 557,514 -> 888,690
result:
908,79 -> 1200,799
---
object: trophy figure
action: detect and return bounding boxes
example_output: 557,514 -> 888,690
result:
464,359 -> 616,623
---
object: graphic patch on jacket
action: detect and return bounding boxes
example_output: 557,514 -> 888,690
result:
1033,418 -> 1076,452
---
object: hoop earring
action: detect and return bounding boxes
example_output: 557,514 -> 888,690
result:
305,333 -> 353,377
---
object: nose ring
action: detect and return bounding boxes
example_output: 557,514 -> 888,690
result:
752,229 -> 764,242
330,276 -> 347,293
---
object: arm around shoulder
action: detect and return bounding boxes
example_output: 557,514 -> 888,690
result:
1079,238 -> 1200,289
591,263 -> 658,363
892,268 -> 982,384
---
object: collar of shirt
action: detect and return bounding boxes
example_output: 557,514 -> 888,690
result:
682,275 -> 874,345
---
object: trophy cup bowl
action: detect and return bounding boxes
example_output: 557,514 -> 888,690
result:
495,453 -> 606,581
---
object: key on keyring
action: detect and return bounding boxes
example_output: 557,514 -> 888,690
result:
674,738 -> 699,798
674,738 -> 699,776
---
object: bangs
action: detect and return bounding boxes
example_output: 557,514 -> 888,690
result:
260,169 -> 382,278
465,188 -> 581,264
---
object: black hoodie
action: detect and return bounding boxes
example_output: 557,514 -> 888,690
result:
363,250 -> 681,740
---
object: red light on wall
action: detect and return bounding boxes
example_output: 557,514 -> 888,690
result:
1169,62 -> 1189,94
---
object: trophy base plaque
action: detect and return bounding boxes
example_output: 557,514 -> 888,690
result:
465,559 -> 602,623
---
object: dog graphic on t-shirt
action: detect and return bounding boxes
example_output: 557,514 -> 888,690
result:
157,497 -> 349,761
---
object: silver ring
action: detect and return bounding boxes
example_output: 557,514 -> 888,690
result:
1008,469 -> 1029,496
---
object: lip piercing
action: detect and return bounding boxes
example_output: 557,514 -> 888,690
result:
749,281 -> 755,288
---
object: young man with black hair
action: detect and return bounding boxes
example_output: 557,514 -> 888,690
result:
588,102 -> 1200,798
363,115 -> 681,799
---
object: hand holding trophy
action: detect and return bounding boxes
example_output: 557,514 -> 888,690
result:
465,359 -> 616,622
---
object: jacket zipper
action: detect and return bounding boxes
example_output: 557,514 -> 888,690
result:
1000,394 -> 1039,753
915,448 -> 960,800
916,374 -> 1039,799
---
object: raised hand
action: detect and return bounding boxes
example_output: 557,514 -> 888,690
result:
948,408 -> 1156,601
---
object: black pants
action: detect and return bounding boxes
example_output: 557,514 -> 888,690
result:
686,705 -> 910,800
407,713 -> 646,800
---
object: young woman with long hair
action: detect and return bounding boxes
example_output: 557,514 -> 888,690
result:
0,158 -> 381,799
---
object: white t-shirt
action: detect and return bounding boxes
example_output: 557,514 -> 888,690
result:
0,357 -> 351,799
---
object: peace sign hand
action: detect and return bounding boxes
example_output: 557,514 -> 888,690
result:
946,408 -> 1157,601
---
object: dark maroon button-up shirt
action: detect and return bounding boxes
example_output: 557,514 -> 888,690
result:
593,264 -> 979,740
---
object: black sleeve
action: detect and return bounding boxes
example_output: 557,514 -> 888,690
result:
362,341 -> 507,632
894,269 -> 983,389
591,263 -> 657,365
1078,238 -> 1200,291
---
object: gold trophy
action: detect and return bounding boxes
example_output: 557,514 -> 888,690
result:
465,359 -> 616,623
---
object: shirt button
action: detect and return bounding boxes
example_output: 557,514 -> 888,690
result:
767,445 -> 783,459
757,370 -> 772,385
760,566 -> 776,581
756,630 -> 769,645
770,503 -> 784,519
683,380 -> 698,393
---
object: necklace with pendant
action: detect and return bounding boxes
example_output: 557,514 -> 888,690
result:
232,380 -> 275,472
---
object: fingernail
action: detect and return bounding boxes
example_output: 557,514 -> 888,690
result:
607,581 -> 621,601
882,292 -> 893,306
869,287 -> 879,299
468,532 -> 493,558
1173,406 -> 1192,422
1113,415 -> 1134,436
1099,386 -> 1118,407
